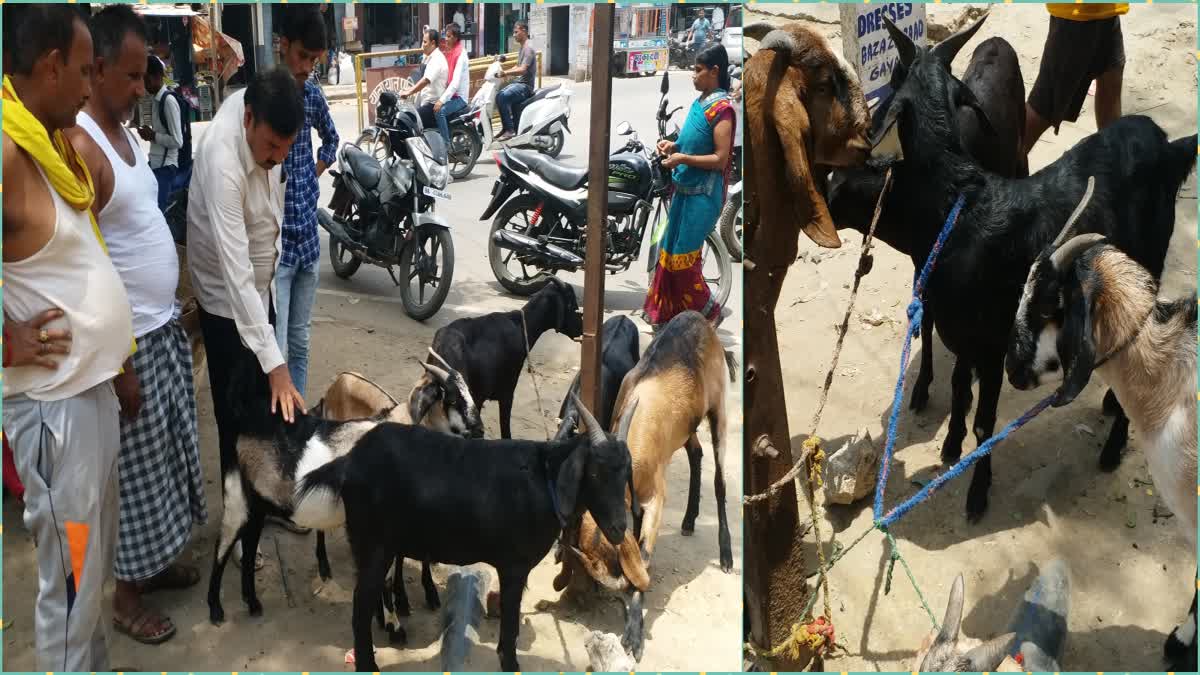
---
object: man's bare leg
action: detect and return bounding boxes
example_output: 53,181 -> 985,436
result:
1094,66 -> 1123,130
1023,102 -> 1053,156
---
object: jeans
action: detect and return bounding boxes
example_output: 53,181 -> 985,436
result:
152,164 -> 178,211
273,260 -> 319,398
497,83 -> 533,134
435,96 -> 467,144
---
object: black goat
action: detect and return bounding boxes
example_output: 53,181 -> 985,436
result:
430,276 -> 584,438
297,396 -> 640,672
828,14 -> 1196,521
555,314 -> 641,438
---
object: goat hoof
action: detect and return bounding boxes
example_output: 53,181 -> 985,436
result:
500,656 -> 520,672
939,441 -> 963,465
909,386 -> 930,413
720,551 -> 734,573
357,659 -> 380,673
964,493 -> 988,524
397,603 -> 412,618
387,627 -> 407,645
1098,449 -> 1123,473
622,632 -> 645,662
680,519 -> 696,536
209,605 -> 225,625
247,598 -> 263,617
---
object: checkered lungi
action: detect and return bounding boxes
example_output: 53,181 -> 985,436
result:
114,317 -> 208,582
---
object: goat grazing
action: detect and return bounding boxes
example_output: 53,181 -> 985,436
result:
1006,207 -> 1197,670
742,20 -> 871,258
296,395 -> 640,672
206,357 -> 480,627
916,559 -> 1070,672
556,310 -> 736,660
429,276 -> 583,438
827,15 -> 1196,521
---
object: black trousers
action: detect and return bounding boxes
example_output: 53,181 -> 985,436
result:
197,303 -> 274,483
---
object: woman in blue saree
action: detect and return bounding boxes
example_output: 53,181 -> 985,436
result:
644,44 -> 736,327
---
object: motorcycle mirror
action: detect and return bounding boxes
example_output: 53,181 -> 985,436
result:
660,69 -> 670,95
617,121 -> 633,136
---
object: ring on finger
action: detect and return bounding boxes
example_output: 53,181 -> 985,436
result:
38,329 -> 50,343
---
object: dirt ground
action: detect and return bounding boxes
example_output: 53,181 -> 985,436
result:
745,3 -> 1197,671
2,288 -> 743,670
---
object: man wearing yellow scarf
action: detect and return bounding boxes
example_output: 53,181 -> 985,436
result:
1,5 -> 134,671
1024,3 -> 1129,154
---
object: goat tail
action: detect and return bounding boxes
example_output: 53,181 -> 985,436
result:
723,349 -> 739,384
293,456 -> 350,531
1168,134 -> 1198,190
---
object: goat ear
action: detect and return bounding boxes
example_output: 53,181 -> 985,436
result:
617,531 -> 651,592
748,51 -> 840,250
930,11 -> 988,69
962,632 -> 1017,672
555,446 -> 588,521
408,380 -> 440,424
1054,278 -> 1096,407
881,15 -> 916,69
952,79 -> 996,136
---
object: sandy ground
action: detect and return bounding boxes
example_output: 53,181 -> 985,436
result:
1,74 -> 743,670
745,3 -> 1197,671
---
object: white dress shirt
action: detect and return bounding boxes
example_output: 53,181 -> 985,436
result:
186,88 -> 286,374
419,48 -> 449,108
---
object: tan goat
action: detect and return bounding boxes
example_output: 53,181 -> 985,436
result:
553,310 -> 735,661
743,21 -> 871,259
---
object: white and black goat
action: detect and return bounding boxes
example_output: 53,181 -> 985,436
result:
555,310 -> 737,660
205,355 -> 480,626
916,559 -> 1070,672
429,276 -> 584,438
295,395 -> 639,672
1006,184 -> 1197,671
827,13 -> 1196,521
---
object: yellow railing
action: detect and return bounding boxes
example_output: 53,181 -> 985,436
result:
354,49 -> 544,134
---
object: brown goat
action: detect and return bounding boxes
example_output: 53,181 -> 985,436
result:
553,311 -> 735,661
743,21 -> 871,258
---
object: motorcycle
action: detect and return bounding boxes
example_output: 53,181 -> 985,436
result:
476,56 -> 573,158
319,91 -> 456,321
719,64 -> 743,261
479,70 -> 732,309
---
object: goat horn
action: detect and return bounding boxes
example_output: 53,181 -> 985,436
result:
427,348 -> 455,373
881,15 -> 916,70
758,30 -> 800,59
938,574 -> 966,644
419,359 -> 451,384
1049,233 -> 1106,274
569,392 -> 608,446
616,397 -> 639,443
743,22 -> 778,45
930,11 -> 988,68
1050,176 -> 1097,248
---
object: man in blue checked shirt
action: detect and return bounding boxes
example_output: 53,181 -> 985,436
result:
276,8 -> 339,412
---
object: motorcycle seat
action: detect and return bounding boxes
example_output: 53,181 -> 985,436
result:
510,149 -> 587,190
525,84 -> 562,106
342,144 -> 383,191
446,105 -> 476,123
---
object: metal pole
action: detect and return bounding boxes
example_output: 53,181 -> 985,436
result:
580,3 -> 614,419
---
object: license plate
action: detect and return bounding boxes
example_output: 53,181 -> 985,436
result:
424,186 -> 451,201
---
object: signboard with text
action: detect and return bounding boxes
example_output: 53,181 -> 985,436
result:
625,48 -> 668,74
838,3 -> 926,104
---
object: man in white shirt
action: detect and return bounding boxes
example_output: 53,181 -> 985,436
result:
401,28 -> 447,131
187,67 -> 306,504
140,54 -> 182,210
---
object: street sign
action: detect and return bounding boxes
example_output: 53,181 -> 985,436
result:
839,3 -> 926,104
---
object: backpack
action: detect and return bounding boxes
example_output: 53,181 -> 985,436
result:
157,86 -> 193,171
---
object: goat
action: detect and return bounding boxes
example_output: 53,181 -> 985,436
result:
916,559 -> 1070,672
742,20 -> 871,260
428,276 -> 583,438
825,14 -> 1196,521
555,310 -> 736,660
311,365 -> 481,640
554,314 -> 641,439
1005,213 -> 1197,671
296,395 -> 640,672
206,357 -> 479,627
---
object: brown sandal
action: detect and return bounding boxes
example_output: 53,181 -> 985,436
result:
113,605 -> 177,645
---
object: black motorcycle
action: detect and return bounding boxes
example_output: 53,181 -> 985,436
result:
480,70 -> 732,307
318,91 -> 456,321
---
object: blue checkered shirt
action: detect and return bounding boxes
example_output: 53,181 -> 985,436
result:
281,80 -> 339,268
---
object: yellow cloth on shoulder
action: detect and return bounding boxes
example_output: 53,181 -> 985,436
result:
3,75 -> 137,360
1046,3 -> 1129,21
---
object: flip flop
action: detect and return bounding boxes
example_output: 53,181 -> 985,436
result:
113,605 -> 177,645
138,563 -> 201,594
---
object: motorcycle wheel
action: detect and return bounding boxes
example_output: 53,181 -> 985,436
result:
449,127 -> 480,180
356,129 -> 392,162
329,237 -> 362,279
543,129 -> 565,159
397,226 -> 454,321
718,195 -> 743,262
488,193 -> 559,296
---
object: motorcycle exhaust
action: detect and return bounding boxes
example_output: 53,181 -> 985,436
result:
491,229 -> 583,269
